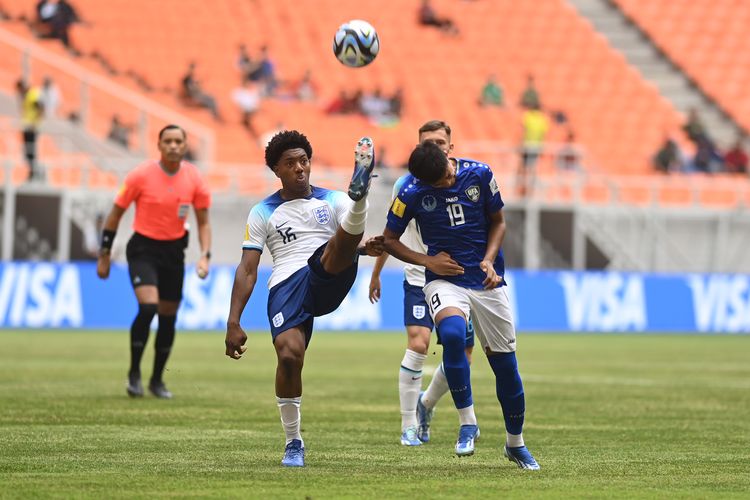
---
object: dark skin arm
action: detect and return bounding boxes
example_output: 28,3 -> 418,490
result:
382,227 -> 464,276
225,248 -> 261,359
480,210 -> 506,289
96,204 -> 126,279
194,207 -> 211,279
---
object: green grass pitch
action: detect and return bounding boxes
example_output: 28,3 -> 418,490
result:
1,331 -> 749,498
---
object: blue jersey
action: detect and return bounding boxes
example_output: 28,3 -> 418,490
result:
385,159 -> 505,290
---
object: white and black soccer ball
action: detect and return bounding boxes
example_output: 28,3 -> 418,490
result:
333,19 -> 380,68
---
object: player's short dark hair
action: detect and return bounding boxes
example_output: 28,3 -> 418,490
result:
408,141 -> 449,184
158,124 -> 186,140
265,130 -> 313,170
418,120 -> 452,138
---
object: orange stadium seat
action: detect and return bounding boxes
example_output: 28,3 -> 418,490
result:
614,0 -> 750,132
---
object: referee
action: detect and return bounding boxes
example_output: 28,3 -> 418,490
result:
97,124 -> 212,399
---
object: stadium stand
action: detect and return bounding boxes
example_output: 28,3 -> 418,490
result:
613,0 -> 750,133
1,0 -> 747,206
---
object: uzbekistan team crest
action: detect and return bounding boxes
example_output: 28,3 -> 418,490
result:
413,305 -> 426,319
465,185 -> 480,202
421,195 -> 437,211
313,205 -> 331,225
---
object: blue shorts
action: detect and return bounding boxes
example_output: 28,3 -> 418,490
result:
403,281 -> 434,329
267,242 -> 358,346
404,281 -> 474,347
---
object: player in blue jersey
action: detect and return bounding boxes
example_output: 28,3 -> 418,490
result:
383,140 -> 540,469
224,130 -> 384,467
369,120 -> 475,446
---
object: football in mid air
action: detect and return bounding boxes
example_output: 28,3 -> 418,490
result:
333,20 -> 380,68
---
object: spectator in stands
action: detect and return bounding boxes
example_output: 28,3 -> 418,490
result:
517,103 -> 549,196
652,137 -> 683,173
236,43 -> 254,83
325,90 -> 361,115
232,79 -> 261,137
36,0 -> 79,51
479,75 -> 504,107
691,136 -> 722,173
390,87 -> 404,118
40,76 -> 60,118
556,130 -> 582,171
181,62 -> 222,121
107,114 -> 132,149
361,88 -> 396,125
683,108 -> 708,145
292,69 -> 317,102
16,79 -> 44,182
248,46 -> 278,96
418,0 -> 459,35
520,74 -> 540,110
723,135 -> 748,174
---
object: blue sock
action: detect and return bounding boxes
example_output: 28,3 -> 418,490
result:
488,352 -> 525,435
437,315 -> 472,409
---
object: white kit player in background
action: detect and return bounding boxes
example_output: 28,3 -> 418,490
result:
369,120 -> 476,447
224,130 -> 384,468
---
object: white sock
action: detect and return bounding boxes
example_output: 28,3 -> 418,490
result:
341,199 -> 368,235
506,432 -> 525,448
458,404 -> 477,426
421,362 -> 449,410
399,349 -> 426,430
277,396 -> 303,446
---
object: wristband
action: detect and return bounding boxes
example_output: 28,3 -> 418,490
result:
202,251 -> 212,259
101,229 -> 116,250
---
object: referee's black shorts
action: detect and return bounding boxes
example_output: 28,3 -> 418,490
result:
125,232 -> 187,302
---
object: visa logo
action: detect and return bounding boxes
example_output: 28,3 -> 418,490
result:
0,263 -> 82,327
559,272 -> 646,331
688,275 -> 750,333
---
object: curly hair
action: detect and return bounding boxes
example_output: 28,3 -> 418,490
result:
408,141 -> 449,184
264,130 -> 313,170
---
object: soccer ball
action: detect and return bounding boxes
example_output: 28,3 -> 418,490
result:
333,20 -> 380,68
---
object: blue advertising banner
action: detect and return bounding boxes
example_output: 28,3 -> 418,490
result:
0,262 -> 748,333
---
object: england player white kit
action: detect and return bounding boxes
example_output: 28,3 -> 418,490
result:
243,186 -> 358,342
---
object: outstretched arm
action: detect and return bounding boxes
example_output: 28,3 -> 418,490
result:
383,227 -> 463,276
225,249 -> 261,360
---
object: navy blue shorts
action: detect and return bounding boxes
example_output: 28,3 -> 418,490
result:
404,281 -> 474,347
403,281 -> 434,329
267,242 -> 358,346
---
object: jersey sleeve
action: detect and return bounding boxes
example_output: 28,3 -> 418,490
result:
242,203 -> 268,252
479,166 -> 504,213
192,169 -> 211,209
113,168 -> 142,209
385,189 -> 415,236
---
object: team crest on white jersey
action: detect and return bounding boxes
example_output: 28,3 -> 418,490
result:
465,185 -> 480,202
313,205 -> 331,225
421,195 -> 437,212
272,312 -> 284,328
413,305 -> 426,319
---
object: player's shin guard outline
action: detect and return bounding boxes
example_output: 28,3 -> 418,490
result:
488,351 -> 525,436
437,315 -> 472,409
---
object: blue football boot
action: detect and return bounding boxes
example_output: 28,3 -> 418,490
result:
348,137 -> 375,201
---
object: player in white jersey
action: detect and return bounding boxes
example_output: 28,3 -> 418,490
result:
224,130 -> 383,467
369,121 -> 475,446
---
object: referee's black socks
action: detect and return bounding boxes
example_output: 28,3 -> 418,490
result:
129,303 -> 157,376
152,314 -> 176,383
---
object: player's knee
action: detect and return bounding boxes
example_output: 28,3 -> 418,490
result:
136,303 -> 158,322
407,335 -> 429,354
488,352 -> 523,389
275,343 -> 304,372
437,315 -> 467,351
